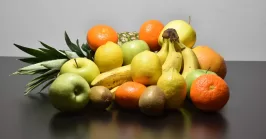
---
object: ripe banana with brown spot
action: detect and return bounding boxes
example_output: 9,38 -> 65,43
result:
179,42 -> 200,79
91,65 -> 132,89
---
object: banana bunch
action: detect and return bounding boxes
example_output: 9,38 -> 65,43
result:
156,28 -> 200,79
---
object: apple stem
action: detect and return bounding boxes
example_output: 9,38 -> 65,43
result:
188,16 -> 191,24
206,67 -> 211,73
74,59 -> 79,68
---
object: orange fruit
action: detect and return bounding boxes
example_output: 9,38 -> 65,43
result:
190,74 -> 230,112
87,24 -> 118,51
139,20 -> 164,51
193,46 -> 227,79
115,81 -> 146,109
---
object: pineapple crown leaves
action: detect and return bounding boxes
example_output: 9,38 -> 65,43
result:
11,31 -> 95,95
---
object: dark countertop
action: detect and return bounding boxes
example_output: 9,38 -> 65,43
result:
1,57 -> 266,139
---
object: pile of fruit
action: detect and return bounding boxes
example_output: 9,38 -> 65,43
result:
12,18 -> 230,116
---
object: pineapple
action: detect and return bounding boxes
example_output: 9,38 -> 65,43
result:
11,31 -> 94,95
117,31 -> 139,46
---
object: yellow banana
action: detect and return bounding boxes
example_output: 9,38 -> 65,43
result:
179,43 -> 200,79
162,39 -> 183,73
110,85 -> 120,100
91,65 -> 132,89
156,39 -> 169,65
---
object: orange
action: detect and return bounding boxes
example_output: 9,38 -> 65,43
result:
190,74 -> 230,112
115,81 -> 146,109
193,46 -> 227,79
139,20 -> 164,51
87,24 -> 118,51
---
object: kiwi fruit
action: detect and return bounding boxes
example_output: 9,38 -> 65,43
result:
89,86 -> 113,110
138,85 -> 166,116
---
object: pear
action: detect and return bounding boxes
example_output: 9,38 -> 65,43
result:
131,50 -> 162,85
157,67 -> 187,110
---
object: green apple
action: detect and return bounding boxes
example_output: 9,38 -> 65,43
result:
121,40 -> 150,65
185,69 -> 217,99
48,73 -> 91,112
60,57 -> 100,85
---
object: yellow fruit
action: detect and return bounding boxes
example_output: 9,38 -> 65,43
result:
131,50 -> 162,85
158,20 -> 196,48
94,41 -> 123,73
157,67 -> 187,109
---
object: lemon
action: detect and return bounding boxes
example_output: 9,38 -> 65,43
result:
131,50 -> 162,85
94,41 -> 123,73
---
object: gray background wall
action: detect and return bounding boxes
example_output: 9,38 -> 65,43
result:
0,0 -> 265,61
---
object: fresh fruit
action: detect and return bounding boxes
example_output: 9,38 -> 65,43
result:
11,32 -> 92,95
115,81 -> 146,109
139,20 -> 164,51
121,40 -> 150,65
131,50 -> 162,85
185,69 -> 217,99
60,58 -> 100,84
87,24 -> 118,51
161,28 -> 183,72
94,41 -> 123,73
48,73 -> 91,112
156,38 -> 169,65
193,46 -> 227,79
174,38 -> 200,79
89,86 -> 113,110
138,85 -> 166,116
118,31 -> 139,46
157,67 -> 187,110
190,74 -> 230,112
158,19 -> 196,48
110,85 -> 120,100
91,65 -> 132,89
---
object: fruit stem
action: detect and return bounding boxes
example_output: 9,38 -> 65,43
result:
206,67 -> 211,73
74,58 -> 79,68
188,16 -> 191,24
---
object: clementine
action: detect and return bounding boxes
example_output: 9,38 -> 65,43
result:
139,20 -> 164,51
115,81 -> 146,109
190,74 -> 230,112
193,46 -> 227,79
87,24 -> 118,51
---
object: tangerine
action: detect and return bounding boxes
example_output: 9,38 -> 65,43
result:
139,20 -> 164,51
190,74 -> 230,112
87,24 -> 118,51
115,81 -> 146,109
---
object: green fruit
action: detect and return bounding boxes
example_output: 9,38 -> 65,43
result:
158,20 -> 196,48
157,67 -> 187,110
118,31 -> 139,46
60,57 -> 100,85
94,41 -> 123,73
185,69 -> 217,99
121,40 -> 150,65
48,73 -> 91,112
90,86 -> 113,110
139,85 -> 166,116
131,50 -> 162,85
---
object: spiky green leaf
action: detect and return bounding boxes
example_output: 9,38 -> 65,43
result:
40,59 -> 67,70
64,31 -> 85,57
14,44 -> 46,57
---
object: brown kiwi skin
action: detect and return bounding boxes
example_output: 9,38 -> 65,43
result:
138,85 -> 166,116
89,86 -> 113,110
